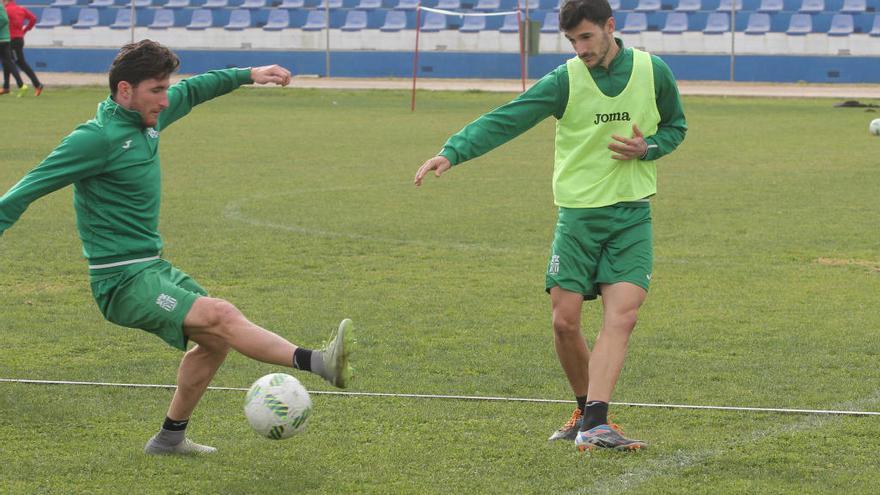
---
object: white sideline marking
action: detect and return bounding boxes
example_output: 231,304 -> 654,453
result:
2,378 -> 880,417
579,388 -> 880,495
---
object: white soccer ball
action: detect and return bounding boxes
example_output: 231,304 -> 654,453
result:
870,118 -> 880,137
244,373 -> 312,440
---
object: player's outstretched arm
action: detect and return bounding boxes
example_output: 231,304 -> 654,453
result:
413,156 -> 452,187
250,65 -> 292,87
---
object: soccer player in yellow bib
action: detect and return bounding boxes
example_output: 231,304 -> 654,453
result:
414,0 -> 686,451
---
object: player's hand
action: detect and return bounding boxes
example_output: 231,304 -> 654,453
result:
250,65 -> 292,87
414,156 -> 452,186
609,123 -> 648,160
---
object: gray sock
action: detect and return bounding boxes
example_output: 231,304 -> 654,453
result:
311,350 -> 326,379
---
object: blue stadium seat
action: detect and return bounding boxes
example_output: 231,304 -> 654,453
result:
474,0 -> 500,10
321,0 -> 343,8
278,0 -> 304,7
661,11 -> 688,32
703,12 -> 729,32
786,13 -> 811,33
460,15 -> 486,31
164,0 -> 190,7
240,0 -> 265,8
499,12 -> 518,31
36,7 -> 62,27
89,0 -> 114,7
341,9 -> 367,30
634,0 -> 661,11
541,11 -> 558,31
203,0 -> 227,8
263,8 -> 290,29
225,8 -> 250,29
303,10 -> 327,30
757,0 -> 782,11
73,7 -> 99,28
609,0 -> 621,9
745,12 -> 770,32
435,0 -> 460,8
716,0 -> 742,10
380,9 -> 407,30
186,8 -> 213,29
110,8 -> 133,28
126,0 -> 152,6
354,0 -> 382,8
827,13 -> 853,34
420,11 -> 446,31
619,11 -> 646,32
395,0 -> 418,9
840,0 -> 865,13
871,14 -> 880,35
49,0 -> 75,6
149,8 -> 174,28
798,0 -> 823,13
675,0 -> 701,11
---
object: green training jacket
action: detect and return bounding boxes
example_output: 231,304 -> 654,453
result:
0,68 -> 253,266
439,39 -> 687,166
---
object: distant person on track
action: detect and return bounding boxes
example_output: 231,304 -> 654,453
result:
0,40 -> 355,455
0,0 -> 25,96
414,0 -> 686,452
2,0 -> 43,96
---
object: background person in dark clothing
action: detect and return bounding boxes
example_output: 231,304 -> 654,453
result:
2,0 -> 41,95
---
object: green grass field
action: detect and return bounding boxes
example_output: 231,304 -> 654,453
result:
1,86 -> 879,494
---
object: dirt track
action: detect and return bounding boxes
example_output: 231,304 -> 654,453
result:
36,72 -> 880,99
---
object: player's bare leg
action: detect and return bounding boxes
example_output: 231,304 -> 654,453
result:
548,287 -> 591,441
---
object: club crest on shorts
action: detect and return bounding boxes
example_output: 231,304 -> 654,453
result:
549,255 -> 560,275
155,293 -> 177,312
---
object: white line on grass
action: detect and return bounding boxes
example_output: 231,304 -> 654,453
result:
579,387 -> 880,494
2,378 -> 880,417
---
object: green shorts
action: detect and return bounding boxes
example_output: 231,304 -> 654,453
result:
89,259 -> 208,351
545,202 -> 653,300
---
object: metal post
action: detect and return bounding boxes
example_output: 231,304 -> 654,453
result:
729,0 -> 736,81
325,0 -> 331,78
129,0 -> 135,43
524,0 -> 529,82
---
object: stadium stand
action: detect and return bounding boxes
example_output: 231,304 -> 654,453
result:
302,9 -> 327,30
263,8 -> 290,29
634,0 -> 661,11
786,12 -> 812,33
435,0 -> 460,9
499,12 -> 518,32
322,0 -> 343,8
380,9 -> 407,30
839,0 -> 865,12
89,0 -> 115,7
745,11 -> 771,32
703,11 -> 729,32
662,11 -> 689,32
459,15 -> 487,31
164,0 -> 191,8
36,7 -> 63,27
354,0 -> 382,9
871,14 -> 880,35
757,0 -> 783,12
240,0 -> 266,8
225,9 -> 251,29
278,0 -> 305,7
619,11 -> 647,32
203,0 -> 229,8
675,0 -> 702,12
798,0 -> 824,13
394,0 -> 419,9
420,11 -> 446,31
541,11 -> 558,31
716,0 -> 743,10
72,8 -> 99,28
149,8 -> 175,28
187,8 -> 214,29
341,9 -> 367,30
110,8 -> 133,28
474,0 -> 501,10
49,0 -> 76,6
827,12 -> 854,33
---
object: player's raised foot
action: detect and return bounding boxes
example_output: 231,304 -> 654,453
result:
548,407 -> 583,441
575,424 -> 647,452
319,318 -> 355,388
144,436 -> 217,455
34,85 -> 43,97
16,84 -> 29,98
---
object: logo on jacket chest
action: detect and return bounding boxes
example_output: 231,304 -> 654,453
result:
146,127 -> 159,139
593,111 -> 631,125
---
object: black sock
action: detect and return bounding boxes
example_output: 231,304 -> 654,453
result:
582,401 -> 609,431
293,347 -> 313,372
576,395 -> 587,413
162,417 -> 189,432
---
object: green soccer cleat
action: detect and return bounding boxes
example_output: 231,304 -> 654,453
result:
575,424 -> 647,452
16,84 -> 30,98
548,408 -> 583,441
320,318 -> 355,388
144,436 -> 217,455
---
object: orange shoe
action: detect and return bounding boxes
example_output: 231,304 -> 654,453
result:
0,88 -> 9,95
34,85 -> 43,97
548,407 -> 584,441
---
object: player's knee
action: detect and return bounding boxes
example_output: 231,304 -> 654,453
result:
552,313 -> 580,339
202,299 -> 245,341
609,309 -> 639,333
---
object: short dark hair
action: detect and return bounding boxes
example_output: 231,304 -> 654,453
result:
108,40 -> 180,95
559,0 -> 613,31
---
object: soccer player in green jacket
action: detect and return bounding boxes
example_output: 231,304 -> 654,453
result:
414,0 -> 686,451
0,40 -> 354,455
